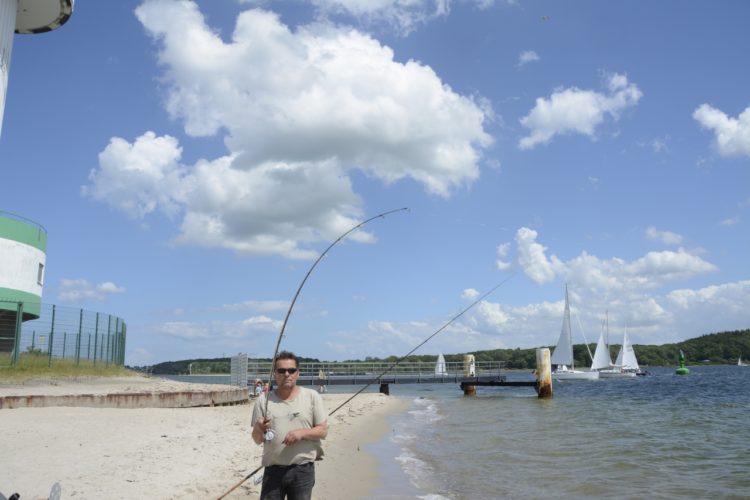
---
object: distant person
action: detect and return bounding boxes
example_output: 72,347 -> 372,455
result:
254,379 -> 263,398
252,351 -> 328,500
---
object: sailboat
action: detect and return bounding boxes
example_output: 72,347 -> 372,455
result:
592,315 -> 637,378
739,356 -> 749,367
550,286 -> 599,381
435,353 -> 447,375
615,330 -> 644,376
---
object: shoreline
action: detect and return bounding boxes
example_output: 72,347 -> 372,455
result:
0,376 -> 409,499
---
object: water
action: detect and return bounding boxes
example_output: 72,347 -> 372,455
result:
371,366 -> 750,499
164,367 -> 750,498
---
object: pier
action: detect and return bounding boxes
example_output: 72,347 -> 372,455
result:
235,348 -> 553,398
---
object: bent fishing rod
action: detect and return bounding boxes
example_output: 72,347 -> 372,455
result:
217,207 -> 408,500
217,272 -> 515,499
260,207 -> 409,427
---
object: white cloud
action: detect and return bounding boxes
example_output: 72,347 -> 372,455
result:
157,315 -> 281,341
515,227 -> 564,284
645,226 -> 683,245
495,241 -> 512,270
519,73 -> 642,149
85,1 -> 492,258
693,104 -> 750,157
221,300 -> 288,312
509,227 -> 716,291
518,50 -> 539,66
462,288 -> 480,300
720,216 -> 740,226
83,132 -> 186,219
58,278 -> 126,302
241,315 -> 283,331
667,280 -> 750,311
309,0 -> 450,35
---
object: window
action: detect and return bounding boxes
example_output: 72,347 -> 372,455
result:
37,263 -> 44,286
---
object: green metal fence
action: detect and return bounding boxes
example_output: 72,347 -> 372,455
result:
0,301 -> 126,368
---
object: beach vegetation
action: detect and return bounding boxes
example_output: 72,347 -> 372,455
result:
0,350 -> 136,382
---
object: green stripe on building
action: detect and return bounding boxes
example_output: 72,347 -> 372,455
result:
0,213 -> 47,251
0,288 -> 42,317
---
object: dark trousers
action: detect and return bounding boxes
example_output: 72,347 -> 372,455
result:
260,462 -> 315,500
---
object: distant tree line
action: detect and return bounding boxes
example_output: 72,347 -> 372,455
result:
140,329 -> 749,374
146,356 -> 323,375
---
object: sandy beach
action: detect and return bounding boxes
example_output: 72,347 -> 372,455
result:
0,376 -> 408,499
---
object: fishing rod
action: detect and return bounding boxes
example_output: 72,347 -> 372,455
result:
218,207 -> 407,500
260,207 -> 409,431
217,272 -> 515,499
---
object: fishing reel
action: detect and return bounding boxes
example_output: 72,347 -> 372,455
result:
264,429 -> 275,441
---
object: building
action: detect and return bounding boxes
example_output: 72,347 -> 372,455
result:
0,211 -> 47,351
1,0 -> 74,136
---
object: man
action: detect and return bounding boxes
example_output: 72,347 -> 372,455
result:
252,351 -> 328,500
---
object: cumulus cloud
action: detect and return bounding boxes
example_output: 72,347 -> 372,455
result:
645,226 -> 683,245
508,227 -> 716,291
85,1 -> 491,258
693,104 -> 750,157
83,132 -> 186,219
519,73 -> 642,149
515,227 -> 565,284
518,50 -> 539,66
58,278 -> 126,302
462,288 -> 480,300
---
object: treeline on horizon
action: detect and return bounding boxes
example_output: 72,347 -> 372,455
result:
140,329 -> 750,375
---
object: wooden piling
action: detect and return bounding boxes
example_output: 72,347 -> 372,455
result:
535,348 -> 553,398
463,354 -> 476,396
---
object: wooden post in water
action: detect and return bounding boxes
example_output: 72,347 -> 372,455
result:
463,354 -> 476,396
535,348 -> 553,398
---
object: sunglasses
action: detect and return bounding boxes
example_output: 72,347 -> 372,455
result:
275,368 -> 298,375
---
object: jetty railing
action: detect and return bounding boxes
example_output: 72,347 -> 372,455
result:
244,360 -> 507,380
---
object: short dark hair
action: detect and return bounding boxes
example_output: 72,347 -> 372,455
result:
275,351 -> 299,368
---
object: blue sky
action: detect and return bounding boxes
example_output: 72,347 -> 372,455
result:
2,0 -> 748,366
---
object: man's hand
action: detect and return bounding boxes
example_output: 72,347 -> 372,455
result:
252,417 -> 271,444
282,429 -> 306,445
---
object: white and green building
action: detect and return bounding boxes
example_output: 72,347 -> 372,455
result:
0,210 -> 46,351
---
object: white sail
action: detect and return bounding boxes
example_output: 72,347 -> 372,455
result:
435,353 -> 447,375
591,331 -> 612,371
550,286 -> 574,366
615,330 -> 639,370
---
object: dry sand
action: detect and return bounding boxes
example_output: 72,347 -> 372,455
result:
0,376 -> 408,499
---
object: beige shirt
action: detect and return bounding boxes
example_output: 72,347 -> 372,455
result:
252,387 -> 327,466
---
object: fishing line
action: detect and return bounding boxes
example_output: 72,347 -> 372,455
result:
217,272 -> 515,498
261,207 -> 408,429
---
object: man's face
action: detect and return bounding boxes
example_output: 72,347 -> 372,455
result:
274,358 -> 299,388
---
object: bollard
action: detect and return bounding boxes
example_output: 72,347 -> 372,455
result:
535,348 -> 553,398
463,354 -> 476,396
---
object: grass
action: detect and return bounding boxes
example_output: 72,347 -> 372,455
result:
0,351 -> 137,382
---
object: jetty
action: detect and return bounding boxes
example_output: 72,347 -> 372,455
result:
234,348 -> 553,398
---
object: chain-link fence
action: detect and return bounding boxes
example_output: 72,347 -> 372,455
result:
0,301 -> 126,368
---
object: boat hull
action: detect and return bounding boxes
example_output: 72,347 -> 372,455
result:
597,370 -> 636,378
552,370 -> 599,381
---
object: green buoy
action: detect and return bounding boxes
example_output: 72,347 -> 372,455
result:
675,349 -> 690,375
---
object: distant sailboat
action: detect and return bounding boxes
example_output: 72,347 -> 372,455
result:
739,356 -> 749,367
435,353 -> 447,375
615,330 -> 644,376
550,286 -> 599,381
591,317 -> 636,378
